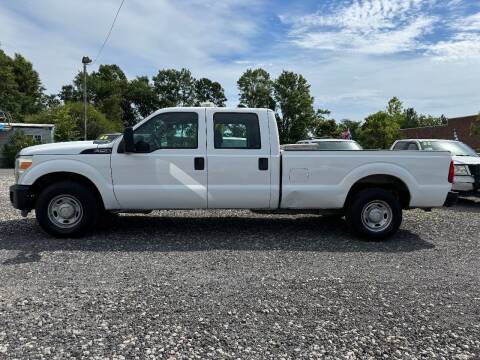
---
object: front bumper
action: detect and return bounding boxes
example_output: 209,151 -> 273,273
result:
443,191 -> 459,207
9,185 -> 34,211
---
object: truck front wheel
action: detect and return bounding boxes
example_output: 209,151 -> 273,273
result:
346,188 -> 402,240
35,181 -> 99,237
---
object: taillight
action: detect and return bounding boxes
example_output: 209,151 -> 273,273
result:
448,160 -> 455,183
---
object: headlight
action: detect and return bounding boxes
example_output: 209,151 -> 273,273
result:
15,156 -> 33,183
454,164 -> 470,176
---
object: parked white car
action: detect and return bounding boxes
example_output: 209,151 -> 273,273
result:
10,107 -> 456,239
296,138 -> 363,150
391,139 -> 480,193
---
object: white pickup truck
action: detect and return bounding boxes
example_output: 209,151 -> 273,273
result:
10,107 -> 457,239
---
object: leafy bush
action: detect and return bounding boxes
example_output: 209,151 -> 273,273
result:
3,130 -> 40,167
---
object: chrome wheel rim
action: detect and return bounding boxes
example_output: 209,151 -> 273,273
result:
47,195 -> 83,229
361,200 -> 392,232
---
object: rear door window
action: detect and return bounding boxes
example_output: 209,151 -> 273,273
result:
213,113 -> 261,149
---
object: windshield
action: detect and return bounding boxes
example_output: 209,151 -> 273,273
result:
420,141 -> 478,156
312,141 -> 363,150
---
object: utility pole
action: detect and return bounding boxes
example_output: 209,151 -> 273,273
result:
81,56 -> 92,140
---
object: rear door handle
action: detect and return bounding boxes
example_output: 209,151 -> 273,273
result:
194,157 -> 205,170
258,157 -> 268,171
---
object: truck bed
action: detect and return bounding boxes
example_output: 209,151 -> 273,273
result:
280,150 -> 452,209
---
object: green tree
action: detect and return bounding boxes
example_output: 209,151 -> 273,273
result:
401,108 -> 419,128
152,68 -> 196,108
194,78 -> 227,106
11,53 -> 44,116
386,96 -> 406,127
59,84 -> 77,102
151,69 -> 227,107
60,64 -> 127,129
124,76 -> 160,126
401,105 -> 447,129
273,71 -> 316,144
40,94 -> 61,109
0,50 -> 44,122
60,65 -> 230,126
3,130 -> 40,167
50,105 -> 81,142
439,114 -> 448,125
237,68 -> 275,109
417,114 -> 444,127
358,111 -> 400,149
0,50 -> 20,119
27,102 -> 118,141
312,109 -> 339,138
387,97 -> 403,117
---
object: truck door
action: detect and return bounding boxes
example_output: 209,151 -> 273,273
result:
206,109 -> 271,208
111,109 -> 207,209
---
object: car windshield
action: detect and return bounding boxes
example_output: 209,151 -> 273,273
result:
312,141 -> 363,150
420,141 -> 478,156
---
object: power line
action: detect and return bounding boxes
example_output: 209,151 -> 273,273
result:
92,0 -> 126,64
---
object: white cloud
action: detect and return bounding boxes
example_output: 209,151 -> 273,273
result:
281,0 -> 436,55
292,16 -> 436,54
456,12 -> 480,31
286,0 -> 423,32
426,33 -> 480,61
425,11 -> 480,61
0,0 -> 261,93
282,1 -> 480,62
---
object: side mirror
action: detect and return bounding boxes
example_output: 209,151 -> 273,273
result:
123,127 -> 135,153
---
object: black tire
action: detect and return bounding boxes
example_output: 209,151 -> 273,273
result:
35,181 -> 100,237
346,188 -> 402,240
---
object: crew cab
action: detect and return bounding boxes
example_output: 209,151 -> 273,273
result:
391,139 -> 480,193
10,107 -> 457,240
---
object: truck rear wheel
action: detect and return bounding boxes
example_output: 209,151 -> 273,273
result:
35,181 -> 99,237
346,188 -> 402,240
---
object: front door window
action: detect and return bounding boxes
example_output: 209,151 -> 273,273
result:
133,112 -> 198,153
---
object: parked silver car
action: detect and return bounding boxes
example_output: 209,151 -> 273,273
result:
295,138 -> 363,150
391,139 -> 480,193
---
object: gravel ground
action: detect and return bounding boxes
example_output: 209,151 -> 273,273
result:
0,168 -> 479,359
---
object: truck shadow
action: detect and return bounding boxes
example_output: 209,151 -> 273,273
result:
447,197 -> 480,213
0,213 -> 433,265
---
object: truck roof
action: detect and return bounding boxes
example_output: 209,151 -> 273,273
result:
153,106 -> 271,111
147,107 -> 273,118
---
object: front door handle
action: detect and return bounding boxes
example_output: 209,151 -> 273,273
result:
194,157 -> 205,170
258,157 -> 268,171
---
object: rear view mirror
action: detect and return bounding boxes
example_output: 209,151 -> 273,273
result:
123,127 -> 135,153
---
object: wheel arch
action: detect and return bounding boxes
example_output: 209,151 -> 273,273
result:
344,174 -> 411,210
30,172 -> 106,210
